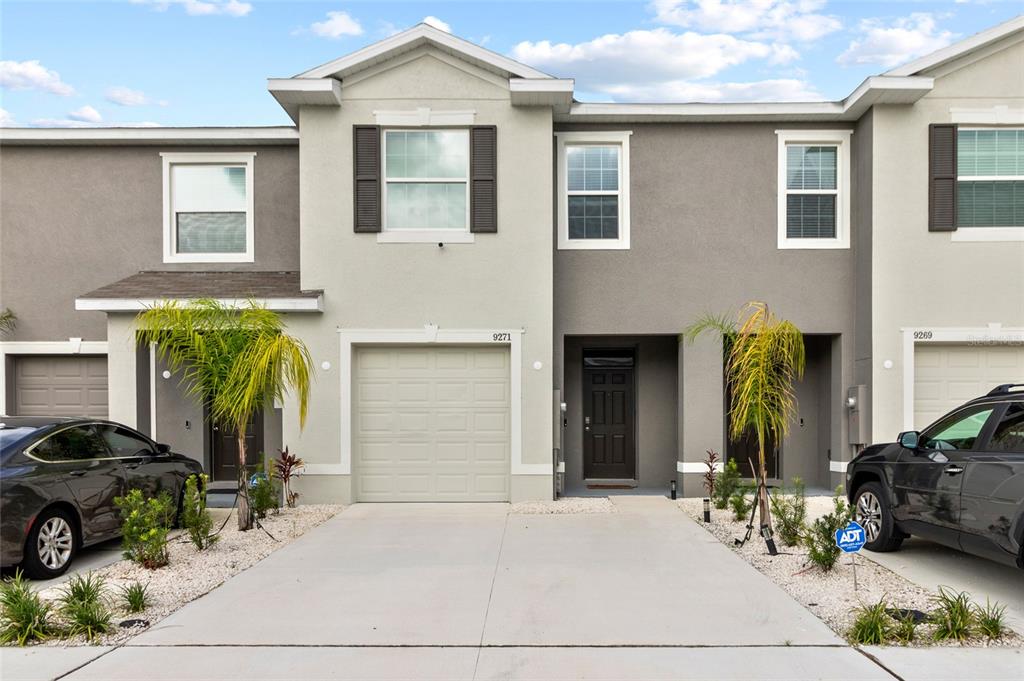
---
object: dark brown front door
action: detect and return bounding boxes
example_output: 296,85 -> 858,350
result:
583,353 -> 636,480
210,409 -> 264,482
728,426 -> 779,480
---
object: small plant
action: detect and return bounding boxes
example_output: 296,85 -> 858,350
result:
702,449 -> 719,499
769,477 -> 807,547
729,486 -> 753,521
931,587 -> 975,642
58,576 -> 113,643
713,459 -> 741,510
848,598 -> 892,645
889,611 -> 918,644
58,573 -> 106,608
0,570 -> 52,645
114,489 -> 174,569
804,487 -> 851,572
274,446 -> 305,508
975,598 -> 1007,640
249,463 -> 280,520
182,474 -> 218,551
119,582 -> 150,614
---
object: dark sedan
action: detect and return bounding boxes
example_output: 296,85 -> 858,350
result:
1,417 -> 202,579
846,384 -> 1024,569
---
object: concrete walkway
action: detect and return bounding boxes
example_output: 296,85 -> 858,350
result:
2,497 -> 1019,680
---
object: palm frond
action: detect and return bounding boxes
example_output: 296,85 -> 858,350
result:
0,308 -> 17,336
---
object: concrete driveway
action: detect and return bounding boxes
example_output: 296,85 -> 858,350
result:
4,497 -> 1020,680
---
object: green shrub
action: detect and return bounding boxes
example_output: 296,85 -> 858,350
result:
0,570 -> 53,645
769,477 -> 807,547
713,459 -> 741,510
891,613 -> 918,644
249,468 -> 280,520
975,598 -> 1007,640
114,489 -> 174,569
931,587 -> 975,642
728,486 -> 753,521
60,599 -> 112,641
119,582 -> 150,614
848,598 -> 892,645
182,474 -> 217,551
804,487 -> 851,572
58,573 -> 105,608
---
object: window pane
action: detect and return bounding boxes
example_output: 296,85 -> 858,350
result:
385,130 -> 468,179
985,404 -> 1024,453
177,213 -> 247,253
172,165 -> 246,212
567,145 -> 618,192
32,426 -> 109,461
97,425 -> 153,458
920,407 -> 994,451
786,145 -> 836,191
386,182 -> 467,229
958,180 -> 1024,227
786,194 -> 836,238
567,195 -> 618,239
958,129 -> 1023,177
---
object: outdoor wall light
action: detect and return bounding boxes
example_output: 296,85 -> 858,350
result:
321,361 -> 332,371
161,370 -> 171,379
532,360 -> 543,370
883,359 -> 894,369
703,497 -> 711,523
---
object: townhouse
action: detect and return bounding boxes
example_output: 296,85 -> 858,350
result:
2,17 -> 1022,503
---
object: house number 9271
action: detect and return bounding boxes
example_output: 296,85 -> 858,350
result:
913,331 -> 933,340
492,333 -> 511,342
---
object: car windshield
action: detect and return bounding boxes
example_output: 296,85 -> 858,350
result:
0,425 -> 43,460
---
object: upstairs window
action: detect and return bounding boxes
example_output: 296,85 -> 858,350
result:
383,129 -> 469,232
776,130 -> 851,249
557,131 -> 632,250
161,153 -> 255,263
957,129 -> 1024,229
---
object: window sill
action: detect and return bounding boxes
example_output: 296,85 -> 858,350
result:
557,238 -> 630,251
950,227 -> 1024,242
376,231 -> 475,244
162,252 -> 255,264
777,238 -> 849,250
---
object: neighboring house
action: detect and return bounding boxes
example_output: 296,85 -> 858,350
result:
1,17 -> 1022,504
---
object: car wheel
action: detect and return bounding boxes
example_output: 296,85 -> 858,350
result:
21,507 -> 78,579
854,482 -> 903,552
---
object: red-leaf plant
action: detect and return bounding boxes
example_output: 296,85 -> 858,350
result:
274,447 -> 305,508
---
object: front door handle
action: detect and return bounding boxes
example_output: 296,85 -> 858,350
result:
944,464 -> 965,476
68,470 -> 87,477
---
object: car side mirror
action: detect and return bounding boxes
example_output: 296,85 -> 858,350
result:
897,431 -> 920,449
156,443 -> 171,454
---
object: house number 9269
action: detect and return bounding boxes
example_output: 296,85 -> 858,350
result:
492,333 -> 511,342
913,331 -> 933,340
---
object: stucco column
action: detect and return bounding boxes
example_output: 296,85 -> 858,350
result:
106,313 -> 138,428
680,335 -> 725,496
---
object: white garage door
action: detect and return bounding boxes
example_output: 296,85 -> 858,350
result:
13,355 -> 108,418
353,345 -> 511,502
914,344 -> 1024,429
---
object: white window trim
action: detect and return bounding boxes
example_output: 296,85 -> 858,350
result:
380,129 -> 471,241
373,108 -> 476,127
0,340 -> 109,415
952,127 -> 1024,241
775,130 -> 852,250
556,131 -> 632,250
161,152 -> 256,264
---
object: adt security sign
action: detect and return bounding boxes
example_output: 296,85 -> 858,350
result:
835,521 -> 867,553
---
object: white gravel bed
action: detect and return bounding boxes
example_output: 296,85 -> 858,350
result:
510,497 -> 617,514
678,498 -> 1021,648
26,504 -> 343,647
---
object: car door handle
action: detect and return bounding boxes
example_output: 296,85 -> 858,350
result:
68,470 -> 87,477
944,465 -> 965,476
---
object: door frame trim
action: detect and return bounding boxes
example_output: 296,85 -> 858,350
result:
581,346 -> 638,481
306,328 -> 540,476
0,341 -> 109,415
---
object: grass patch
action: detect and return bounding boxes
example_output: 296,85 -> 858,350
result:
0,570 -> 53,645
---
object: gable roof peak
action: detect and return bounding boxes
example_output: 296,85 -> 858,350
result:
885,13 -> 1024,77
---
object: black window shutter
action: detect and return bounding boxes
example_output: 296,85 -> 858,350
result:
470,126 -> 497,233
353,125 -> 381,233
929,124 -> 957,232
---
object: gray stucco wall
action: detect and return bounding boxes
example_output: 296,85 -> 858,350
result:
553,122 -> 860,494
852,110 -> 874,444
0,144 -> 299,342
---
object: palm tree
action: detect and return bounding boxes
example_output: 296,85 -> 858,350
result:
684,302 -> 805,554
136,299 -> 312,531
0,308 -> 16,336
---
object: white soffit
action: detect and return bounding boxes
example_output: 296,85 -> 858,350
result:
267,78 -> 344,124
510,78 -> 575,113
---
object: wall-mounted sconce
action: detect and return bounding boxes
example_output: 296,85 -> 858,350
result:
532,361 -> 543,370
883,359 -> 894,370
161,370 -> 171,379
321,361 -> 332,371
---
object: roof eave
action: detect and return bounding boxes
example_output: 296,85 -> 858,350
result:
267,78 -> 343,124
0,127 -> 299,146
75,296 -> 323,313
885,14 -> 1024,76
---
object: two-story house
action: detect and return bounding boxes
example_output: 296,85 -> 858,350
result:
2,17 -> 1022,504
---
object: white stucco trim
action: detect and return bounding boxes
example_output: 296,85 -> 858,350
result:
149,343 -> 158,438
899,325 -> 1024,431
75,297 -> 323,312
951,227 -> 1024,242
0,341 -> 109,415
160,152 -> 256,264
677,461 -> 724,474
829,460 -> 849,474
950,106 -> 1024,125
555,131 -> 632,251
775,130 -> 853,250
373,108 -> 476,126
326,327 -> 546,477
0,127 -> 298,145
376,231 -> 475,244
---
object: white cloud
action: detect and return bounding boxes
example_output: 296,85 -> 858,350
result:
602,78 -> 821,103
306,10 -> 363,39
131,0 -> 251,17
68,105 -> 102,123
422,16 -> 451,33
0,108 -> 15,126
0,60 -> 75,96
838,13 -> 956,68
30,116 -> 161,128
652,0 -> 841,42
512,28 -> 797,92
105,86 -> 166,107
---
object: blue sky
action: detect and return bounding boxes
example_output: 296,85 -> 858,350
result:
1,1 -> 1021,127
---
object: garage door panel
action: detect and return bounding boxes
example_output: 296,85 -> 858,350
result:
353,345 -> 510,502
914,345 -> 1024,430
13,356 -> 108,418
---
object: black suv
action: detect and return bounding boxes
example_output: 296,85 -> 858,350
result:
846,384 -> 1024,569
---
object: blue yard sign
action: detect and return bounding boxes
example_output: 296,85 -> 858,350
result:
835,521 -> 867,553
